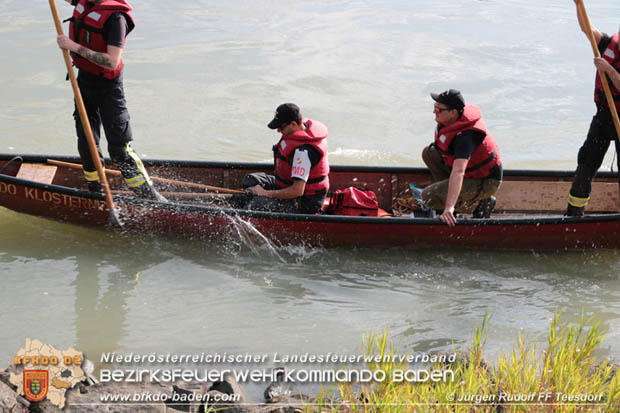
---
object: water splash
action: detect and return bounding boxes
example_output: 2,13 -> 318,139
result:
224,213 -> 286,262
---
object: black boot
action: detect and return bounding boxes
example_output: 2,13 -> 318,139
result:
472,196 -> 496,219
87,181 -> 103,193
565,204 -> 585,217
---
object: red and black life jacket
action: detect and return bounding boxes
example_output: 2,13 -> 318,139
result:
272,119 -> 330,196
594,32 -> 620,112
434,104 -> 501,179
68,0 -> 135,79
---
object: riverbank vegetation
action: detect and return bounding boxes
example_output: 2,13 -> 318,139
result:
312,313 -> 620,412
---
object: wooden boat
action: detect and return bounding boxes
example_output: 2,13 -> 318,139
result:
1,153 -> 620,250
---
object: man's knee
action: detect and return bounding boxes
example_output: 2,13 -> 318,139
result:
240,173 -> 275,190
421,184 -> 445,210
421,144 -> 437,168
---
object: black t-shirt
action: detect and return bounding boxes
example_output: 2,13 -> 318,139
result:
451,129 -> 484,160
104,13 -> 128,48
450,130 -> 503,181
598,33 -> 613,54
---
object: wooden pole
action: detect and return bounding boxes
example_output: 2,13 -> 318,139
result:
48,0 -> 121,225
47,159 -> 244,194
577,1 -> 620,142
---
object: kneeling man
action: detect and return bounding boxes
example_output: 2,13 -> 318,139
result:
422,89 -> 502,226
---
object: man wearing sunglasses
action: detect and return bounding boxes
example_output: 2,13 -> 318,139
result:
421,89 -> 502,226
238,103 -> 329,214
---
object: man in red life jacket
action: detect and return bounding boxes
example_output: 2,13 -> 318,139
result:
421,89 -> 503,226
566,0 -> 620,216
238,103 -> 330,214
56,0 -> 165,201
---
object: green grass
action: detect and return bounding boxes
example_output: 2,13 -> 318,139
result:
310,312 -> 620,412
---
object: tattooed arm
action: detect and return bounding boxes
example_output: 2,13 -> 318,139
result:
56,35 -> 123,70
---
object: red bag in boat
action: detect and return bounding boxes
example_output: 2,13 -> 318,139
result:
327,187 -> 379,216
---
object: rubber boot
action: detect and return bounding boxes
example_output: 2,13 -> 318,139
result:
565,204 -> 585,217
472,196 -> 496,219
87,180 -> 103,193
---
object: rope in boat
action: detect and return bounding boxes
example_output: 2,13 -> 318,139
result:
0,156 -> 23,174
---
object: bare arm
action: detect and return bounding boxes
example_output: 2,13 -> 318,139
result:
250,179 -> 306,199
438,158 -> 467,227
56,36 -> 123,70
574,0 -> 602,44
594,58 -> 620,90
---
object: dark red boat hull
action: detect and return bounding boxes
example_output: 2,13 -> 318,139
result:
1,172 -> 620,250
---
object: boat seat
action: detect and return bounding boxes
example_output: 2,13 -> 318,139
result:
16,163 -> 57,185
496,180 -> 619,213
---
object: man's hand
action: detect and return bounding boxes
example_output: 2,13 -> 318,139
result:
594,57 -> 613,74
439,207 -> 457,227
57,35 -> 78,53
250,185 -> 269,197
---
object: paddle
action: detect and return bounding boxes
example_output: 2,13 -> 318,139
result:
48,0 -> 121,226
577,0 -> 620,143
47,159 -> 244,194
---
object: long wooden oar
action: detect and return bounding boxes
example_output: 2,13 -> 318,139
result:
112,190 -> 232,199
577,0 -> 620,142
47,159 -> 244,194
48,0 -> 121,226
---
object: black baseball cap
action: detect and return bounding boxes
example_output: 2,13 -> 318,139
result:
431,89 -> 465,111
267,103 -> 301,129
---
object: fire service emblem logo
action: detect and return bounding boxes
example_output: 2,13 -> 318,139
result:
23,370 -> 49,402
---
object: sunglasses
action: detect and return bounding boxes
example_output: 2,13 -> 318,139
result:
433,105 -> 452,114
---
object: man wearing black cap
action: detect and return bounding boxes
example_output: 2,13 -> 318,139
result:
421,89 -> 503,226
238,103 -> 330,214
565,0 -> 620,216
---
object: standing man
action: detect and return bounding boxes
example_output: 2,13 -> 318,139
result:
56,0 -> 165,201
566,0 -> 620,216
421,89 -> 502,226
241,103 -> 329,214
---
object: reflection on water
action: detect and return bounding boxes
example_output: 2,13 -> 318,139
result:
2,208 -> 620,369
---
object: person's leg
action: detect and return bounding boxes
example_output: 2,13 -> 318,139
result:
615,137 -> 620,209
238,173 -> 300,213
421,179 -> 449,210
246,196 -> 298,213
75,76 -> 104,192
469,179 -> 501,218
229,173 -> 277,209
422,144 -> 451,182
422,178 -> 500,215
240,173 -> 277,190
101,76 -> 165,201
567,110 -> 614,215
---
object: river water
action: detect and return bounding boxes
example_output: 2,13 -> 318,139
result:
2,0 -> 620,398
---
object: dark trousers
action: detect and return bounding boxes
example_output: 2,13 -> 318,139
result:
236,173 -> 325,214
421,144 -> 501,212
74,71 -> 158,199
569,107 -> 620,208
75,71 -> 133,171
